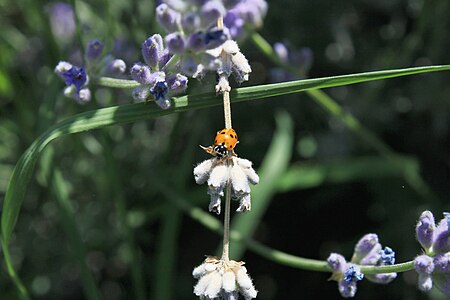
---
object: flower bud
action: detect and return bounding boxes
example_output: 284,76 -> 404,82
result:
416,210 -> 435,251
414,254 -> 435,275
433,214 -> 450,253
142,34 -> 164,69
165,32 -> 185,54
352,234 -> 379,263
86,39 -> 104,61
130,63 -> 152,84
156,4 -> 180,33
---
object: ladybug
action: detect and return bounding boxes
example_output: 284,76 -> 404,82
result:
200,128 -> 239,158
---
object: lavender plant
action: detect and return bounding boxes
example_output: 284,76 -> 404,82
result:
1,0 -> 450,299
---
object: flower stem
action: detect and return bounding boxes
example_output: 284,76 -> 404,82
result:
222,167 -> 232,261
223,91 -> 232,129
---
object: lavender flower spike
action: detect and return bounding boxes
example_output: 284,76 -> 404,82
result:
416,210 -> 436,252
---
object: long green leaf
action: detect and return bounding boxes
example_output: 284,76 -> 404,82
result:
2,64 -> 450,243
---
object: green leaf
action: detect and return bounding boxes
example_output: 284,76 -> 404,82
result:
2,64 -> 450,244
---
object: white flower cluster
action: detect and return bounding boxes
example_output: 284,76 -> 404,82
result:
210,40 -> 252,93
193,256 -> 257,300
194,156 -> 259,214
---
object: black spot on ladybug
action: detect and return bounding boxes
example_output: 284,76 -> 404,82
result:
230,134 -> 234,138
221,132 -> 225,134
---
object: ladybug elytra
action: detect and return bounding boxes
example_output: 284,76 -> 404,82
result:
200,128 -> 239,159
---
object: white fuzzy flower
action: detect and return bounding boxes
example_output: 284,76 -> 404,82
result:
208,39 -> 252,90
193,156 -> 259,214
193,256 -> 257,300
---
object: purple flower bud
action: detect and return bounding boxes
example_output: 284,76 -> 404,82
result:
224,10 -> 245,39
432,217 -> 450,253
167,73 -> 188,95
130,63 -> 152,84
366,273 -> 397,284
156,3 -> 181,33
187,32 -> 206,52
159,49 -> 171,69
416,210 -> 435,251
414,255 -> 435,275
359,243 -> 382,266
418,274 -> 433,292
434,253 -> 450,273
182,12 -> 201,33
200,0 -> 226,27
445,212 -> 450,229
273,42 -> 289,63
86,39 -> 104,61
105,59 -> 126,75
327,253 -> 346,273
379,247 -> 395,265
62,66 -> 87,91
142,34 -> 164,69
352,234 -> 379,263
338,280 -> 357,298
47,3 -> 75,42
165,32 -> 185,54
234,0 -> 267,27
132,86 -> 150,102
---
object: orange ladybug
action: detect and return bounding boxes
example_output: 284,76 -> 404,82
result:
201,128 -> 239,158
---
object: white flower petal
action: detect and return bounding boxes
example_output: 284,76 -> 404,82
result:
222,271 -> 236,292
236,158 -> 259,185
236,267 -> 253,290
222,40 -> 239,55
192,263 -> 207,278
208,164 -> 228,189
208,192 -> 222,214
194,158 -> 214,184
236,194 -> 251,212
204,262 -> 217,272
230,163 -> 251,195
205,271 -> 223,298
194,272 -> 212,296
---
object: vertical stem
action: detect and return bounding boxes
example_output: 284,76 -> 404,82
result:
221,164 -> 232,261
217,15 -> 232,261
223,91 -> 232,129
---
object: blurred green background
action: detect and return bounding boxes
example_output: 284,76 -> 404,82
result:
0,0 -> 449,299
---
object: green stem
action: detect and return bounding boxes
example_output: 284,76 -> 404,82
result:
161,185 -> 416,274
221,171 -> 232,261
96,77 -> 140,89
